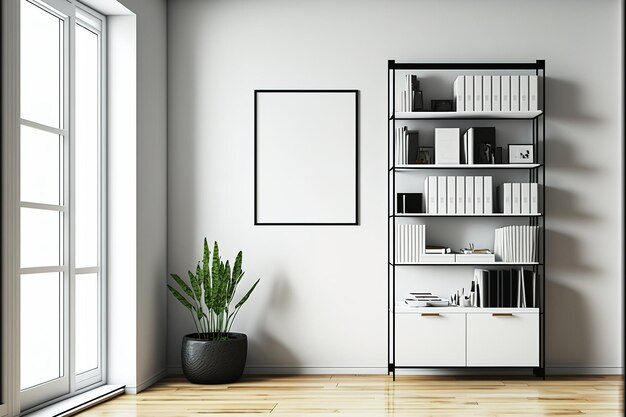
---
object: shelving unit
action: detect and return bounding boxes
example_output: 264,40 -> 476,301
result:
387,60 -> 545,379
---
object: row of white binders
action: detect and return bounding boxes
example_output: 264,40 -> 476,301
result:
494,225 -> 540,263
424,176 -> 493,214
497,183 -> 541,214
453,75 -> 539,112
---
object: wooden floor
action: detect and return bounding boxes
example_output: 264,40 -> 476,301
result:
79,375 -> 624,417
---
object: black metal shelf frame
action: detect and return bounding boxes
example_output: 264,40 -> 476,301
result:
387,60 -> 546,380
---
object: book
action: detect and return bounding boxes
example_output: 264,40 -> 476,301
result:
520,75 -> 529,111
420,253 -> 456,263
483,75 -> 492,111
483,176 -> 493,214
511,75 -> 520,111
425,245 -> 451,254
466,128 -> 474,164
455,253 -> 495,263
501,75 -> 511,111
397,193 -> 423,214
493,226 -> 540,263
474,176 -> 484,214
465,176 -> 475,214
512,183 -> 521,214
426,176 -> 437,214
437,176 -> 447,214
406,130 -> 419,164
470,127 -> 496,164
474,75 -> 482,111
461,130 -> 469,164
529,75 -> 539,111
456,176 -> 465,214
434,128 -> 461,164
497,183 -> 512,214
465,75 -> 474,111
447,176 -> 456,214
492,75 -> 501,111
530,183 -> 539,214
521,183 -> 530,214
454,76 -> 465,112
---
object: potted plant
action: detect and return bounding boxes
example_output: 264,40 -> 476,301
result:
168,238 -> 259,384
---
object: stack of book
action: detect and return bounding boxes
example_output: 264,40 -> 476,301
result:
394,127 -> 419,165
424,175 -> 493,214
404,292 -> 449,307
497,183 -> 540,214
399,74 -> 423,112
494,226 -> 540,263
473,268 -> 538,308
453,75 -> 539,112
395,224 -> 425,263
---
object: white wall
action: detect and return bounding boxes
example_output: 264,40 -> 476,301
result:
107,0 -> 168,392
167,0 -> 623,373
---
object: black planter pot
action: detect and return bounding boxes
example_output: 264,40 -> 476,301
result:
181,333 -> 247,384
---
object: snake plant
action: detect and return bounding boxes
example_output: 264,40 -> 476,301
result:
168,239 -> 259,340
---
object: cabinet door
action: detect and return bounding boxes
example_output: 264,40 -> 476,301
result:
466,313 -> 539,366
395,313 -> 465,366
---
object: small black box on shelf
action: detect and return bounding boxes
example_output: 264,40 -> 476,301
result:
397,193 -> 423,214
431,99 -> 455,111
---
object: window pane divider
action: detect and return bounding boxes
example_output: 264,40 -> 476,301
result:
20,118 -> 67,136
20,201 -> 65,211
74,266 -> 98,274
20,265 -> 66,274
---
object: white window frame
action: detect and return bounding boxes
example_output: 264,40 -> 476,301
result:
1,0 -> 107,414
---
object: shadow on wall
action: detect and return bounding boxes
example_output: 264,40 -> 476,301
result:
247,273 -> 299,368
546,280 -> 595,365
546,77 -> 604,123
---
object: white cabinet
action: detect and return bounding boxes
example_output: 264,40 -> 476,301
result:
466,313 -> 539,366
395,313 -> 465,366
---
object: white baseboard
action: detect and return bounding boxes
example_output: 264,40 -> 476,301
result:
126,368 -> 168,394
167,366 -> 387,375
546,367 -> 624,375
167,366 -> 624,377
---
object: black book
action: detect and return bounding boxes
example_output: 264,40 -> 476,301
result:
407,130 -> 419,164
502,269 -> 512,308
522,269 -> 536,308
488,270 -> 498,308
396,193 -> 423,214
510,269 -> 519,308
410,75 -> 423,111
481,269 -> 489,307
472,127 -> 496,164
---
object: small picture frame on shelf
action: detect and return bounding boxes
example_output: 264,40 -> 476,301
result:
508,144 -> 534,164
416,147 -> 434,164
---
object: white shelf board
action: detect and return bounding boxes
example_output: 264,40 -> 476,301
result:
395,164 -> 541,170
394,110 -> 542,119
395,305 -> 540,314
394,213 -> 542,217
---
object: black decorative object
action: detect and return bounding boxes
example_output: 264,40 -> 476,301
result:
407,130 -> 419,164
396,193 -> 423,214
431,99 -> 454,111
182,333 -> 247,384
495,146 -> 503,164
409,75 -> 424,111
472,127 -> 496,164
416,146 -> 434,164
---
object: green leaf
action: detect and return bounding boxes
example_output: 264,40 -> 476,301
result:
170,273 -> 194,300
211,241 -> 220,284
235,278 -> 260,309
190,267 -> 202,301
203,238 -> 210,281
232,251 -> 243,284
167,284 -> 194,311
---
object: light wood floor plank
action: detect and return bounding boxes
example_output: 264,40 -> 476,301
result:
78,375 -> 624,416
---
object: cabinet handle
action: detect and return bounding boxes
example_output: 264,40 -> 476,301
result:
421,313 -> 440,317
492,313 -> 514,317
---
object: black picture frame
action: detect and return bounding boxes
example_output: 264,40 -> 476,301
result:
416,146 -> 434,164
254,89 -> 359,226
508,144 -> 534,164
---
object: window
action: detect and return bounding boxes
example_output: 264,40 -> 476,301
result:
18,0 -> 106,410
